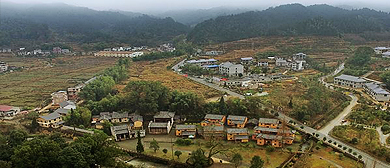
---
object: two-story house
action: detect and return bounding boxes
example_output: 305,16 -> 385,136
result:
37,112 -> 64,128
201,114 -> 226,126
175,124 -> 197,138
226,128 -> 249,143
219,62 -> 244,77
227,115 -> 248,128
202,125 -> 225,140
258,118 -> 280,128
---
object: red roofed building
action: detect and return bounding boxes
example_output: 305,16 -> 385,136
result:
0,105 -> 20,117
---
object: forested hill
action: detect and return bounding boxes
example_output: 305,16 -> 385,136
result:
187,4 -> 390,44
0,2 -> 190,47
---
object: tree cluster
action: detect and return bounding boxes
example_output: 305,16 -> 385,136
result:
0,130 -> 124,168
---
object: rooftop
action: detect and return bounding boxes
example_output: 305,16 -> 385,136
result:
0,105 -> 13,112
227,115 -> 247,121
112,112 -> 129,119
154,111 -> 175,119
256,133 -> 283,140
176,124 -> 197,130
149,122 -> 169,128
241,57 -> 253,61
365,82 -> 390,95
234,135 -> 249,140
40,112 -> 61,121
334,74 -> 366,83
204,114 -> 225,120
203,125 -> 224,132
226,128 -> 248,134
55,108 -> 70,115
259,118 -> 279,125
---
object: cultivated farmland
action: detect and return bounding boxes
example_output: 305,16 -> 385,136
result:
0,55 -> 117,108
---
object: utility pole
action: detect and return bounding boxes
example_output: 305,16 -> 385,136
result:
171,138 -> 174,160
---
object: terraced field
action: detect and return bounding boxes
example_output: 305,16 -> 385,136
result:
0,55 -> 117,108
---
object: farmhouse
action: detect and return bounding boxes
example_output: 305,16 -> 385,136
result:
148,121 -> 173,134
154,111 -> 175,123
201,114 -> 226,126
257,59 -> 269,67
364,82 -> 390,102
175,124 -> 197,138
129,113 -> 143,130
227,115 -> 248,128
374,47 -> 390,54
67,85 -> 83,100
51,91 -> 68,106
293,53 -> 306,60
202,125 -> 225,140
226,128 -> 249,142
290,60 -> 305,71
258,118 -> 280,128
240,57 -> 253,65
59,101 -> 76,110
54,108 -> 70,117
0,62 -> 8,72
37,112 -> 64,128
276,58 -> 288,67
111,112 -> 130,123
186,59 -> 217,66
219,62 -> 244,77
0,105 -> 20,117
334,74 -> 367,88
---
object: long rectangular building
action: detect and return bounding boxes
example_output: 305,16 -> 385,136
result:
334,74 -> 367,88
364,82 -> 390,102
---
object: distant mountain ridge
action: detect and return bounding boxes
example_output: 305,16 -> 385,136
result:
187,4 -> 390,44
0,2 -> 190,47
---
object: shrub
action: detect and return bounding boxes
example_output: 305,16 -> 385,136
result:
353,152 -> 357,155
348,149 -> 352,153
175,139 -> 192,146
328,140 -> 332,143
266,146 -> 275,153
351,138 -> 358,144
343,147 -> 347,150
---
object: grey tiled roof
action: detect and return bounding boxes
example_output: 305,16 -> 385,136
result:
258,118 -> 279,125
226,128 -> 248,134
256,133 -> 283,140
365,82 -> 390,94
59,101 -> 76,108
154,111 -> 175,119
203,125 -> 224,132
112,112 -> 129,119
334,74 -> 366,83
176,125 -> 196,130
227,115 -> 247,121
234,135 -> 249,140
40,112 -> 61,120
181,131 -> 196,136
55,108 -> 70,115
204,114 -> 225,120
254,126 -> 279,133
149,122 -> 168,128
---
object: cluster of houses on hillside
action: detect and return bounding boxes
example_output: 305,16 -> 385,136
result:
185,53 -> 307,77
158,43 -> 176,52
334,74 -> 390,102
104,46 -> 147,52
16,47 -> 72,56
177,114 -> 296,147
374,47 -> 390,58
0,48 -> 12,53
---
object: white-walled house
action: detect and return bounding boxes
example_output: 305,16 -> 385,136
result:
219,62 -> 244,77
375,47 -> 390,55
364,82 -> 390,102
334,74 -> 367,88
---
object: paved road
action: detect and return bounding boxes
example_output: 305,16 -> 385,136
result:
173,59 -> 390,167
171,58 -> 186,71
376,127 -> 390,147
318,94 -> 358,135
276,111 -> 390,168
187,76 -> 245,99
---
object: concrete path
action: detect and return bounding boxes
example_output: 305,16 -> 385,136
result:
318,94 -> 358,135
376,127 -> 390,147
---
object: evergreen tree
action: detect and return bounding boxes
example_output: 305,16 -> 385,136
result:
136,131 -> 144,153
149,139 -> 159,153
219,96 -> 228,115
250,155 -> 264,168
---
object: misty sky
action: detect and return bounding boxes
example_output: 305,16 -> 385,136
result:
3,0 -> 389,13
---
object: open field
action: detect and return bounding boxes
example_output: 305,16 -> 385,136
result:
125,58 -> 222,99
294,145 -> 363,168
0,55 -> 117,108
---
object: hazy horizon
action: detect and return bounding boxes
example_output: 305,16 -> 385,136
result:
3,0 -> 390,13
